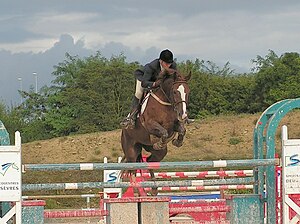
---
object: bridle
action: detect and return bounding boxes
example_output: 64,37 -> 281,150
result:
150,80 -> 188,109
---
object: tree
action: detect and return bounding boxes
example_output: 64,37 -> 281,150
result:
11,50 -> 300,142
178,59 -> 249,117
44,52 -> 138,136
251,51 -> 300,111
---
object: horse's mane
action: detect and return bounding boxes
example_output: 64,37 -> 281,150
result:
161,71 -> 185,83
156,70 -> 190,93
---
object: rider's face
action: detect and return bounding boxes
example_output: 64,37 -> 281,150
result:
160,60 -> 172,69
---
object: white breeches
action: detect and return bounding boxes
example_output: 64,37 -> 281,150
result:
135,80 -> 144,100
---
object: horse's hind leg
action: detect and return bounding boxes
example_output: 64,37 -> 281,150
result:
148,169 -> 158,196
121,130 -> 141,163
146,147 -> 167,162
121,130 -> 142,179
144,145 -> 167,196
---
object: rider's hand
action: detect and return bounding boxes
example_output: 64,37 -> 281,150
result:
152,79 -> 162,88
158,70 -> 166,77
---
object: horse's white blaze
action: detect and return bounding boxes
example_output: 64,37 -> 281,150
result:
177,84 -> 187,119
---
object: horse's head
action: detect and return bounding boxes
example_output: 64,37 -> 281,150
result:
161,71 -> 191,122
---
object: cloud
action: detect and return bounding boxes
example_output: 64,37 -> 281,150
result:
1,1 -> 300,105
0,34 -> 161,106
1,1 -> 300,63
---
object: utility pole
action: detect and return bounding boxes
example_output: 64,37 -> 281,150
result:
33,72 -> 38,93
17,77 -> 23,104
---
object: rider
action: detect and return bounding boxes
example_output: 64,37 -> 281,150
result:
120,49 -> 193,129
120,49 -> 176,129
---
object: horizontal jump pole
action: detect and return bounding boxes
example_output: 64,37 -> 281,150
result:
22,177 -> 254,191
44,206 -> 230,219
23,159 -> 278,171
137,170 -> 253,179
170,205 -> 231,213
22,194 -> 100,200
44,209 -> 107,218
170,199 -> 225,204
144,184 -> 253,192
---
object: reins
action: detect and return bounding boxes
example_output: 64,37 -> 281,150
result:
149,91 -> 172,106
150,80 -> 188,108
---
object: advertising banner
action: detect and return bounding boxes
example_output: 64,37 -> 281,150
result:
0,150 -> 21,201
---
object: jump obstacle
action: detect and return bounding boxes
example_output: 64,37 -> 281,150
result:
23,159 -> 253,222
19,158 -> 275,223
2,98 -> 300,223
0,121 -> 22,224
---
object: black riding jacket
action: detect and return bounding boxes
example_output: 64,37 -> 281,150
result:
134,59 -> 177,89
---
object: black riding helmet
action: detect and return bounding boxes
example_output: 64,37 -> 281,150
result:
159,49 -> 173,64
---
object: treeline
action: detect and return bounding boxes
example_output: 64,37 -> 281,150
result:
1,50 -> 300,143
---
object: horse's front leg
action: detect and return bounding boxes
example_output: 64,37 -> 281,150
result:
146,121 -> 168,150
172,121 -> 186,148
153,128 -> 168,150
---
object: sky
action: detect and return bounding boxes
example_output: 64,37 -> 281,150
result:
1,1 -> 300,106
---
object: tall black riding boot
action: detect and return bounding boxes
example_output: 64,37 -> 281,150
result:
120,96 -> 140,129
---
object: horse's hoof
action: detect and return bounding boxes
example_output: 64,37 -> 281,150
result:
172,139 -> 183,147
153,142 -> 165,150
151,188 -> 158,196
153,143 -> 161,150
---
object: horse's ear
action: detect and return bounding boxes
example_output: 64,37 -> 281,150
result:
184,71 -> 192,81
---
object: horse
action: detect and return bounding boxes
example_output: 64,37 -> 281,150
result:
121,71 -> 191,175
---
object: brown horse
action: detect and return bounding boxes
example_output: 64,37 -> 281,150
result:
121,71 -> 191,164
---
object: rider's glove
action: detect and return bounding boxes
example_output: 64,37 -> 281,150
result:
152,79 -> 162,88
